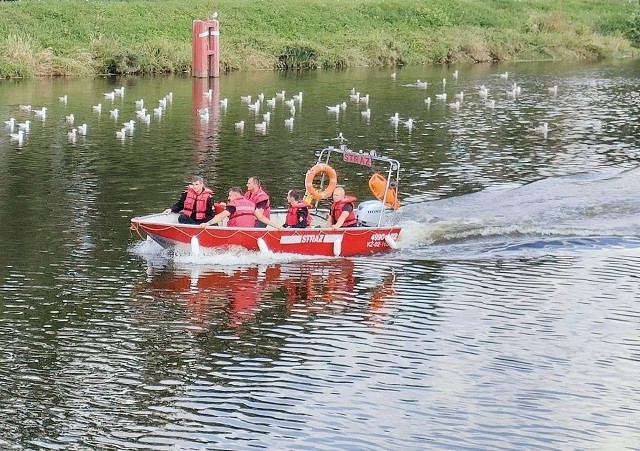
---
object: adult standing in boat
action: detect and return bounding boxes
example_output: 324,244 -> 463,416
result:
245,176 -> 273,228
201,187 -> 256,227
283,189 -> 311,228
163,176 -> 214,225
327,186 -> 358,229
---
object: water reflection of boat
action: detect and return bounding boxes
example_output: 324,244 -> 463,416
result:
130,143 -> 402,257
135,259 -> 397,330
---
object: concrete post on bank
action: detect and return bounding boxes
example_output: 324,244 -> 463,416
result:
192,17 -> 220,78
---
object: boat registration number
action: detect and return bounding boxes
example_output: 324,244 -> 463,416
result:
366,232 -> 398,248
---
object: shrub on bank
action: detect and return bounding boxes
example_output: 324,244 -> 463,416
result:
0,0 -> 637,78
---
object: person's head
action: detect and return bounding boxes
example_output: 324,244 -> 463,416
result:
191,175 -> 205,194
228,186 -> 243,201
332,186 -> 345,202
287,189 -> 302,204
246,176 -> 261,193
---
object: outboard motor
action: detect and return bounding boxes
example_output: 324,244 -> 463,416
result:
356,200 -> 388,227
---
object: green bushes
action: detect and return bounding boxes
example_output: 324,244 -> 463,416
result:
278,46 -> 318,70
626,12 -> 640,47
0,0 -> 636,78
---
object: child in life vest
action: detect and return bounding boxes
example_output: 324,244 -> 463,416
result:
284,189 -> 311,228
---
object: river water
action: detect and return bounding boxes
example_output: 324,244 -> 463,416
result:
1,59 -> 639,450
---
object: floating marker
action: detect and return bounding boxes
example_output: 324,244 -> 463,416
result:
384,234 -> 397,249
257,238 -> 269,254
333,235 -> 343,256
190,235 -> 201,257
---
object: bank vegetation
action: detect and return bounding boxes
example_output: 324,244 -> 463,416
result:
0,0 -> 638,78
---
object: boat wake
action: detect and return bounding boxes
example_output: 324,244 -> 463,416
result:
393,166 -> 640,259
129,237 -> 331,268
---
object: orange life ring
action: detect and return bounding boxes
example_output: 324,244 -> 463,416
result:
305,164 -> 338,200
369,173 -> 400,210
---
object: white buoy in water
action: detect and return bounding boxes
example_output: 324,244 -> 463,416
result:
385,234 -> 398,249
333,235 -> 343,256
257,238 -> 269,254
190,235 -> 201,257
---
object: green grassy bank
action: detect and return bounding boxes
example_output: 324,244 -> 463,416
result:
0,0 -> 638,78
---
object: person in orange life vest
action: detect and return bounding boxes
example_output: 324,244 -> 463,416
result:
283,189 -> 311,228
163,175 -> 215,225
201,187 -> 256,227
327,186 -> 358,229
245,176 -> 279,228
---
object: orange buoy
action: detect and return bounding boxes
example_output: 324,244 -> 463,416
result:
368,173 -> 400,210
305,164 -> 338,200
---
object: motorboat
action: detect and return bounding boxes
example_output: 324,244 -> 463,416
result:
131,142 -> 402,257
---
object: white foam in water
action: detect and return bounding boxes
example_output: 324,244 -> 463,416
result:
173,247 -> 321,266
388,166 -> 640,261
130,238 -> 329,267
395,217 -> 488,248
131,237 -> 165,255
